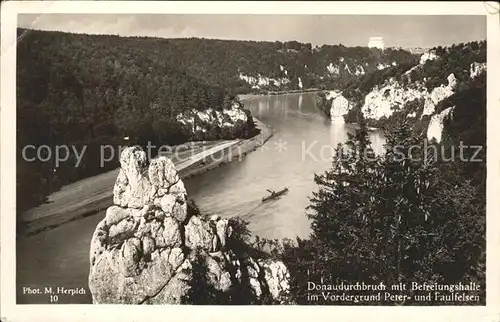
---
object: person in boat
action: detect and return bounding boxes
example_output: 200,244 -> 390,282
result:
267,189 -> 277,197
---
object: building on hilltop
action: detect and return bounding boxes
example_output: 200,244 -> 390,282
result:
368,37 -> 385,50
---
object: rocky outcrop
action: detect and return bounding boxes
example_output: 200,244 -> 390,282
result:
176,101 -> 250,136
327,62 -> 340,76
327,91 -> 351,122
89,147 -> 290,304
421,73 -> 457,116
235,49 -> 416,93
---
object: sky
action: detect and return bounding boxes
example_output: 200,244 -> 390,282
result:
17,14 -> 486,48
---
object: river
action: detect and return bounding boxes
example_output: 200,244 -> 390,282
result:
16,92 -> 385,303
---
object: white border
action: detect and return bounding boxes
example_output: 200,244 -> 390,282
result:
1,2 -> 499,322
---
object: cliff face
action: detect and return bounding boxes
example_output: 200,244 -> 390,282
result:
89,147 -> 290,304
327,91 -> 351,122
236,52 -> 414,92
176,100 -> 252,140
315,42 -> 486,142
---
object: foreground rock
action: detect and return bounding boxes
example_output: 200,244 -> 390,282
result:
89,147 -> 290,304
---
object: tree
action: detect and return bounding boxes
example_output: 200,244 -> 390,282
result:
306,115 -> 384,296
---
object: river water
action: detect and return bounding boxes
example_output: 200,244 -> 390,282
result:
16,92 -> 385,303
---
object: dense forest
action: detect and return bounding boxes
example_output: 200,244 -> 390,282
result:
17,29 -> 418,94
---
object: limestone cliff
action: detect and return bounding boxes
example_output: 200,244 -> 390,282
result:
235,47 -> 417,93
470,62 -> 486,80
176,100 -> 253,140
315,42 -> 486,142
89,147 -> 290,304
361,72 -> 457,120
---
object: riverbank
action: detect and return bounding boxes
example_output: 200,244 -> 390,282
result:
238,88 -> 321,99
19,118 -> 272,238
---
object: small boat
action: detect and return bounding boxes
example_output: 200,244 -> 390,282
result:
261,187 -> 289,203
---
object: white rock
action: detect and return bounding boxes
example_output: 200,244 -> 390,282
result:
344,63 -> 352,74
142,236 -> 155,256
210,214 -> 221,221
162,217 -> 182,247
168,247 -> 185,270
330,92 -> 351,122
260,260 -> 291,299
149,157 -> 179,193
327,63 -> 340,76
249,278 -> 262,297
420,51 -> 438,65
114,147 -> 152,208
89,147 -> 291,304
184,216 -> 214,251
354,65 -> 365,76
427,106 -> 454,143
176,101 -> 249,134
470,62 -> 486,79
